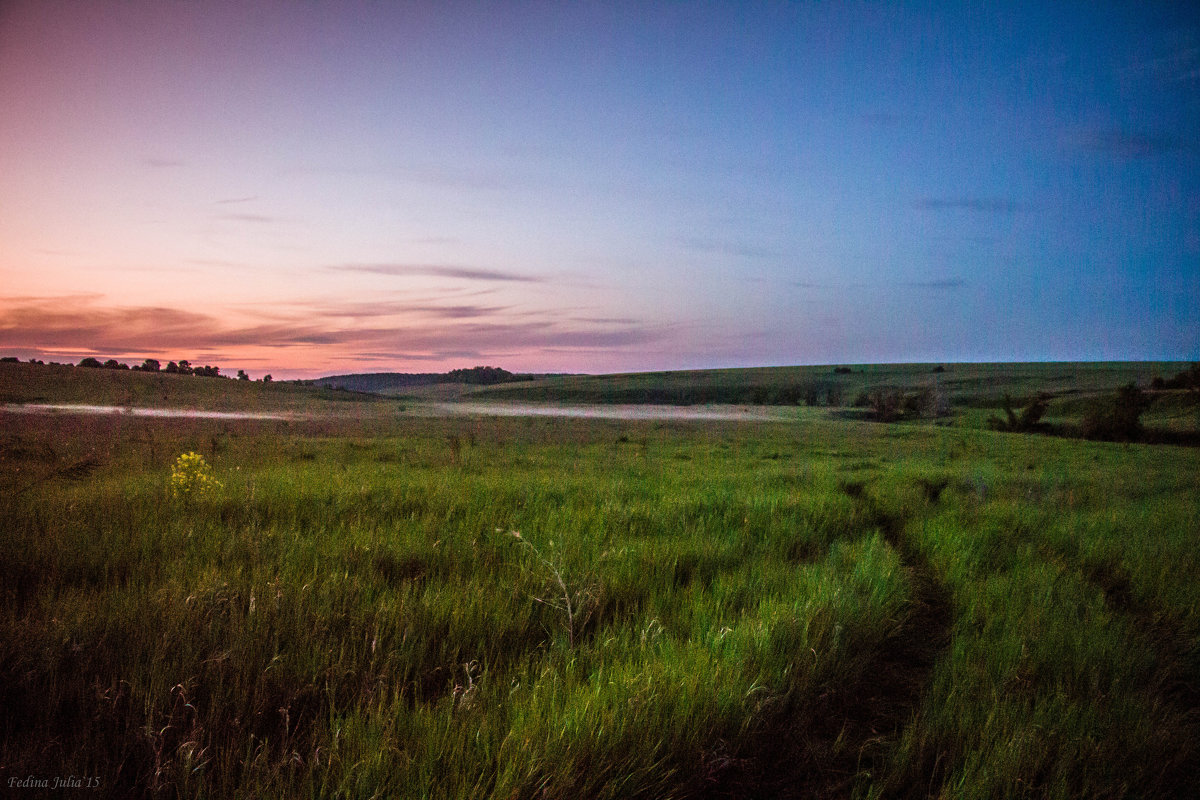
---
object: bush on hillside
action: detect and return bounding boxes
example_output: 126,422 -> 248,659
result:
1151,363 -> 1200,391
1081,383 -> 1149,441
988,393 -> 1050,433
870,388 -> 903,422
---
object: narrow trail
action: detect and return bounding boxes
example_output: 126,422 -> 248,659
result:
704,493 -> 953,800
1065,550 -> 1200,795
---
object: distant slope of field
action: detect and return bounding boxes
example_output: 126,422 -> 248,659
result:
313,366 -> 553,395
471,362 -> 1184,406
466,361 -> 1200,441
0,362 -> 392,413
4,361 -> 1196,442
310,372 -> 451,393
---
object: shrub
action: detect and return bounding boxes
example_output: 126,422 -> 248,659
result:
870,388 -> 903,422
901,388 -> 949,419
988,394 -> 1049,433
1081,383 -> 1149,441
1157,363 -> 1200,391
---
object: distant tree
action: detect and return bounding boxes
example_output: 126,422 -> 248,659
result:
1081,383 -> 1149,441
262,374 -> 272,383
1160,363 -> 1200,391
138,358 -> 161,372
102,359 -> 129,370
79,357 -> 103,368
237,369 -> 249,381
1,356 -> 18,363
988,393 -> 1049,433
774,384 -> 802,405
826,383 -> 844,406
903,391 -> 925,417
445,366 -> 526,385
177,360 -> 193,376
834,366 -> 853,374
870,388 -> 903,422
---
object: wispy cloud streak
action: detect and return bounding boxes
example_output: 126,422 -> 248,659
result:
0,295 -> 660,369
914,198 -> 1022,213
218,213 -> 279,224
1080,129 -> 1193,158
330,264 -> 543,282
903,279 -> 966,290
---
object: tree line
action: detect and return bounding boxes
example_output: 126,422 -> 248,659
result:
0,355 -> 270,382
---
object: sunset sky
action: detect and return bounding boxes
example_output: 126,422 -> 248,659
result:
1,1 -> 1197,379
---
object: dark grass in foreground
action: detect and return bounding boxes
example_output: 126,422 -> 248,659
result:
2,406 -> 1198,799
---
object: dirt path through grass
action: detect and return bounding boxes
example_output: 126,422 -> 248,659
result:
707,492 -> 953,799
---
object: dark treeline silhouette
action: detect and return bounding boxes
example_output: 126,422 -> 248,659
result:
66,356 -> 259,380
315,366 -> 535,393
445,366 -> 532,385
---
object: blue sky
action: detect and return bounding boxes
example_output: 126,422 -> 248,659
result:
1,1 -> 1196,377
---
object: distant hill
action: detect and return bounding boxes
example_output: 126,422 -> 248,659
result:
313,366 -> 538,394
0,359 -> 387,413
470,362 -> 1189,408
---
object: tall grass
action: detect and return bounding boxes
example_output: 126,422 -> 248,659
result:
1,411 -> 1197,798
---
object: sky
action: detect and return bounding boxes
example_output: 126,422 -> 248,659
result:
1,1 -> 1197,379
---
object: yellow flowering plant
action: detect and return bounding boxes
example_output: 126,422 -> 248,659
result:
169,451 -> 223,499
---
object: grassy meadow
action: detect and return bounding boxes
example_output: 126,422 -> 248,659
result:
1,361 -> 1198,798
470,362 -> 1177,407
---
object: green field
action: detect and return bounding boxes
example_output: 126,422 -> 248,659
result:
0,362 -> 396,414
470,361 -> 1176,406
2,362 -> 1198,798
